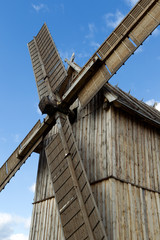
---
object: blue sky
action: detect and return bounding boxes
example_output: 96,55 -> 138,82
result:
0,0 -> 159,239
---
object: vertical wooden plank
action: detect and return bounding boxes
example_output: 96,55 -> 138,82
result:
140,189 -> 148,240
109,179 -> 113,240
90,103 -> 95,182
146,191 -> 154,239
128,184 -> 136,240
121,181 -> 125,240
107,107 -> 112,176
126,183 -> 131,240
111,107 -> 116,177
151,130 -> 158,191
105,180 -> 111,239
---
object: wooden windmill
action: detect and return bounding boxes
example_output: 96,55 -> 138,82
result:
0,0 -> 160,239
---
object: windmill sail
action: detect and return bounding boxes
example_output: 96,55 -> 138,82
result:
0,116 -> 56,192
28,23 -> 67,100
62,0 -> 160,108
0,121 -> 41,192
45,113 -> 107,240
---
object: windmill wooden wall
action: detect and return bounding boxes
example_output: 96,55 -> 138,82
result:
29,87 -> 160,240
29,128 -> 65,240
72,91 -> 160,240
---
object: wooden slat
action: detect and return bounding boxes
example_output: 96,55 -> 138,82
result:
28,39 -> 48,100
129,9 -> 160,44
105,37 -> 136,74
45,113 -> 107,240
78,65 -> 110,108
28,24 -> 67,100
35,24 -> 67,91
97,0 -> 158,59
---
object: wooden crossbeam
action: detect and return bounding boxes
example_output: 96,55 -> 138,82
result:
0,116 -> 56,192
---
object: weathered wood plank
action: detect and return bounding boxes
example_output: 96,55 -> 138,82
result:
28,23 -> 67,99
45,113 -> 108,240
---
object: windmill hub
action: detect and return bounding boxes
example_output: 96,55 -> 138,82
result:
39,95 -> 76,123
39,95 -> 58,116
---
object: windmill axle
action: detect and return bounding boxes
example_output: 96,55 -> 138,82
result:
39,95 -> 58,116
39,95 -> 76,123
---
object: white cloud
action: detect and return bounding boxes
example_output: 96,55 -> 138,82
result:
60,3 -> 64,13
152,28 -> 160,37
14,215 -> 31,229
146,99 -> 155,106
0,213 -> 30,229
0,213 -> 30,240
125,0 -> 138,8
59,49 -> 74,61
0,137 -> 7,143
0,213 -> 12,226
90,41 -> 100,50
135,45 -> 143,54
85,23 -> 97,39
145,99 -> 160,111
11,134 -> 20,143
29,183 -> 36,193
34,103 -> 42,115
8,233 -> 28,240
104,10 -> 125,29
76,51 -> 91,60
32,3 -> 48,12
37,106 -> 41,115
14,134 -> 20,143
156,103 -> 160,111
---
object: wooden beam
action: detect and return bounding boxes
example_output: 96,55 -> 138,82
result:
0,115 -> 56,192
62,55 -> 102,106
65,58 -> 81,73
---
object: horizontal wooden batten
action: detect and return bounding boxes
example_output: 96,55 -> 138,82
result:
90,175 -> 160,194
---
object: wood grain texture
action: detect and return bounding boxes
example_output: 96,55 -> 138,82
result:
72,91 -> 160,192
28,24 -> 67,100
45,113 -> 107,240
29,198 -> 65,240
29,87 -> 160,239
91,179 -> 160,240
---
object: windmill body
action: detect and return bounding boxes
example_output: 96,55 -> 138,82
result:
0,0 -> 160,239
29,85 -> 160,240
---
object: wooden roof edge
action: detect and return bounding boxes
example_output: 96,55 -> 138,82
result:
103,83 -> 160,127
